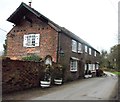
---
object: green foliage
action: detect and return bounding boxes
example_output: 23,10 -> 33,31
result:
53,64 -> 63,79
100,44 -> 120,71
22,54 -> 42,62
107,44 -> 120,70
3,38 -> 7,56
99,50 -> 109,68
112,72 -> 120,76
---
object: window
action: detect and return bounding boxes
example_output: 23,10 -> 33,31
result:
93,64 -> 95,70
96,64 -> 99,69
91,64 -> 93,70
84,64 -> 87,70
88,64 -> 90,70
23,34 -> 40,47
85,45 -> 87,53
78,43 -> 83,53
94,51 -> 97,56
89,48 -> 92,55
70,60 -> 78,72
72,40 -> 77,52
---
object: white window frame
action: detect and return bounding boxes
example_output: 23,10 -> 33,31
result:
89,48 -> 92,55
70,60 -> 78,72
85,45 -> 88,53
78,42 -> 83,53
93,64 -> 95,70
84,64 -> 87,70
96,64 -> 99,69
91,64 -> 93,70
94,51 -> 97,56
72,40 -> 77,52
23,34 -> 40,47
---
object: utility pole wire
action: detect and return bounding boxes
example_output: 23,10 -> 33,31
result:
0,28 -> 7,33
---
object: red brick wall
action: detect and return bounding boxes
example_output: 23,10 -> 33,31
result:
58,33 -> 85,81
2,58 -> 45,94
7,12 -> 58,62
58,32 -> 100,81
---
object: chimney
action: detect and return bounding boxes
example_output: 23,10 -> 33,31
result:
29,0 -> 32,7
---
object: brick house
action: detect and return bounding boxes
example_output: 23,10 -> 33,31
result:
6,2 -> 100,81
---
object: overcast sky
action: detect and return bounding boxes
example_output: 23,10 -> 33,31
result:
0,0 -> 119,53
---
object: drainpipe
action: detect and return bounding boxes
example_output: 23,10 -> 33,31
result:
57,32 -> 60,63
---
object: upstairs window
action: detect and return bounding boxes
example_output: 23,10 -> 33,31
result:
78,43 -> 83,53
85,45 -> 88,53
94,51 -> 97,57
94,51 -> 97,56
89,48 -> 92,55
23,34 -> 40,47
72,40 -> 77,52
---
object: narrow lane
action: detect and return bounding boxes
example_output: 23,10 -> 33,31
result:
32,75 -> 118,100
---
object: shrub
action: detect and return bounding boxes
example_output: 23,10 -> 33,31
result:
22,54 -> 42,62
52,64 -> 63,79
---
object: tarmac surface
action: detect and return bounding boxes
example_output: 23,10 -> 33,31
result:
2,72 -> 118,101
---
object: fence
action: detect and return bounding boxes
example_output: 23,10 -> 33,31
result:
2,58 -> 45,94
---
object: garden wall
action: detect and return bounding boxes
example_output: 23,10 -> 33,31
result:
2,58 -> 45,94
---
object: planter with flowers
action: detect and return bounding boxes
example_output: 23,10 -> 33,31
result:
53,64 -> 63,85
40,64 -> 52,88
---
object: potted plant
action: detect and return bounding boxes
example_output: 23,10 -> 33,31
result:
53,64 -> 63,85
40,64 -> 52,88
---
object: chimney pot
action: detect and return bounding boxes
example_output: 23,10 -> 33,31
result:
29,0 -> 32,7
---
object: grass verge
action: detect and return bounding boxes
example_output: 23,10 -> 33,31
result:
111,71 -> 120,76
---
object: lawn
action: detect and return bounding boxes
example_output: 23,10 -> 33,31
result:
111,71 -> 120,76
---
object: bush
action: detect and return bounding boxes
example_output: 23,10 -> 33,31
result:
22,54 -> 42,62
96,69 -> 104,77
52,64 -> 63,79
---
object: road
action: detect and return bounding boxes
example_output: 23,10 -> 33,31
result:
32,73 -> 118,100
3,72 -> 118,100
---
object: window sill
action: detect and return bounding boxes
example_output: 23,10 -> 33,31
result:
24,46 -> 39,48
72,51 -> 77,53
78,52 -> 83,54
70,70 -> 77,72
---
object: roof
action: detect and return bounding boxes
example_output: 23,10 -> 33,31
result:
7,2 -> 99,53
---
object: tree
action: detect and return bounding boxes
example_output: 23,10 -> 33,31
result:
107,44 -> 120,71
99,50 -> 109,68
3,38 -> 7,56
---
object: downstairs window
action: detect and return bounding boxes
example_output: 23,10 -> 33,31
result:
70,60 -> 78,72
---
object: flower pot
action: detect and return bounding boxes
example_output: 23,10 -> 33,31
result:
40,81 -> 51,88
84,75 -> 89,78
54,78 -> 63,85
84,75 -> 92,78
88,74 -> 92,78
